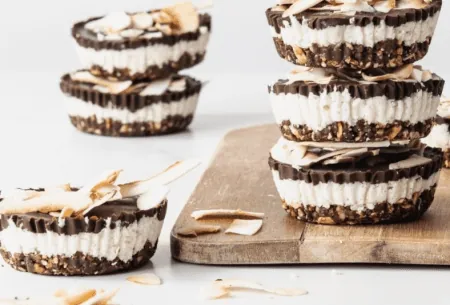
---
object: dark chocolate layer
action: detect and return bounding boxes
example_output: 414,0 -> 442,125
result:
266,1 -> 442,32
0,198 -> 167,235
280,119 -> 434,142
281,186 -> 435,225
73,13 -> 211,50
89,52 -> 206,81
270,72 -> 444,99
269,148 -> 443,185
69,115 -> 194,137
60,73 -> 202,111
0,240 -> 157,276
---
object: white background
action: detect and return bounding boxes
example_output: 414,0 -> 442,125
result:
0,1 -> 450,305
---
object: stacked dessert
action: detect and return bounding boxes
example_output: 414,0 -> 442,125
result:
266,0 -> 445,225
60,2 -> 211,137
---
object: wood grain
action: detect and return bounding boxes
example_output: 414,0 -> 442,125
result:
170,124 -> 450,265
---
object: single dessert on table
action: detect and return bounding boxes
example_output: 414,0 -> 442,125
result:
60,70 -> 202,136
0,161 -> 198,275
72,2 -> 211,81
269,64 -> 445,142
423,98 -> 450,168
266,0 -> 442,69
269,137 -> 443,225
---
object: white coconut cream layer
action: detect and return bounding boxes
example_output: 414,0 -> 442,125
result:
422,123 -> 450,150
76,27 -> 210,75
64,94 -> 199,123
272,12 -> 439,48
0,215 -> 164,262
272,170 -> 440,211
270,88 -> 439,131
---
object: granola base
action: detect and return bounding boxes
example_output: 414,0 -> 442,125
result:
0,240 -> 157,276
282,187 -> 436,225
273,37 -> 431,69
90,52 -> 206,81
280,119 -> 434,142
69,115 -> 193,137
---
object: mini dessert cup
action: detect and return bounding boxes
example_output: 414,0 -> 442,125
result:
266,0 -> 442,69
269,137 -> 443,225
0,161 -> 198,275
423,99 -> 450,168
269,65 -> 445,142
72,3 -> 211,81
60,70 -> 202,137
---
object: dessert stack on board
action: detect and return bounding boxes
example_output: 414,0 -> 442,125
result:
60,2 -> 211,137
266,0 -> 445,225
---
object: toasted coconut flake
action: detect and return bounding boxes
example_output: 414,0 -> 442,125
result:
212,279 -> 308,298
191,209 -> 264,220
0,192 -> 93,215
362,64 -> 413,82
202,284 -> 231,300
54,289 -> 68,298
127,274 -> 162,286
162,2 -> 200,34
272,5 -> 288,11
389,155 -> 431,170
136,185 -> 169,211
177,224 -> 221,237
141,31 -> 164,39
79,289 -> 119,305
60,207 -> 74,218
169,78 -> 187,92
421,70 -> 432,82
79,170 -> 122,194
120,28 -> 144,38
120,159 -> 200,198
82,184 -> 122,216
282,0 -> 323,17
287,67 -> 334,85
225,219 -> 263,236
131,12 -> 154,29
196,0 -> 214,10
71,71 -> 132,94
139,78 -> 172,96
45,184 -> 72,193
64,289 -> 97,305
155,23 -> 173,35
396,0 -> 428,9
373,0 -> 396,12
85,12 -> 131,34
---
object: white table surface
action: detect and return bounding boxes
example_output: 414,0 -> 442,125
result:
0,71 -> 450,305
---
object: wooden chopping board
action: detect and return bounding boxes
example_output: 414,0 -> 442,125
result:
171,124 -> 450,265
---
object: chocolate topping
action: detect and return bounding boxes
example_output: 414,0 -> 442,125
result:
266,1 -> 442,33
0,196 -> 167,235
60,73 -> 202,112
73,13 -> 211,50
270,76 -> 444,99
269,147 -> 443,185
